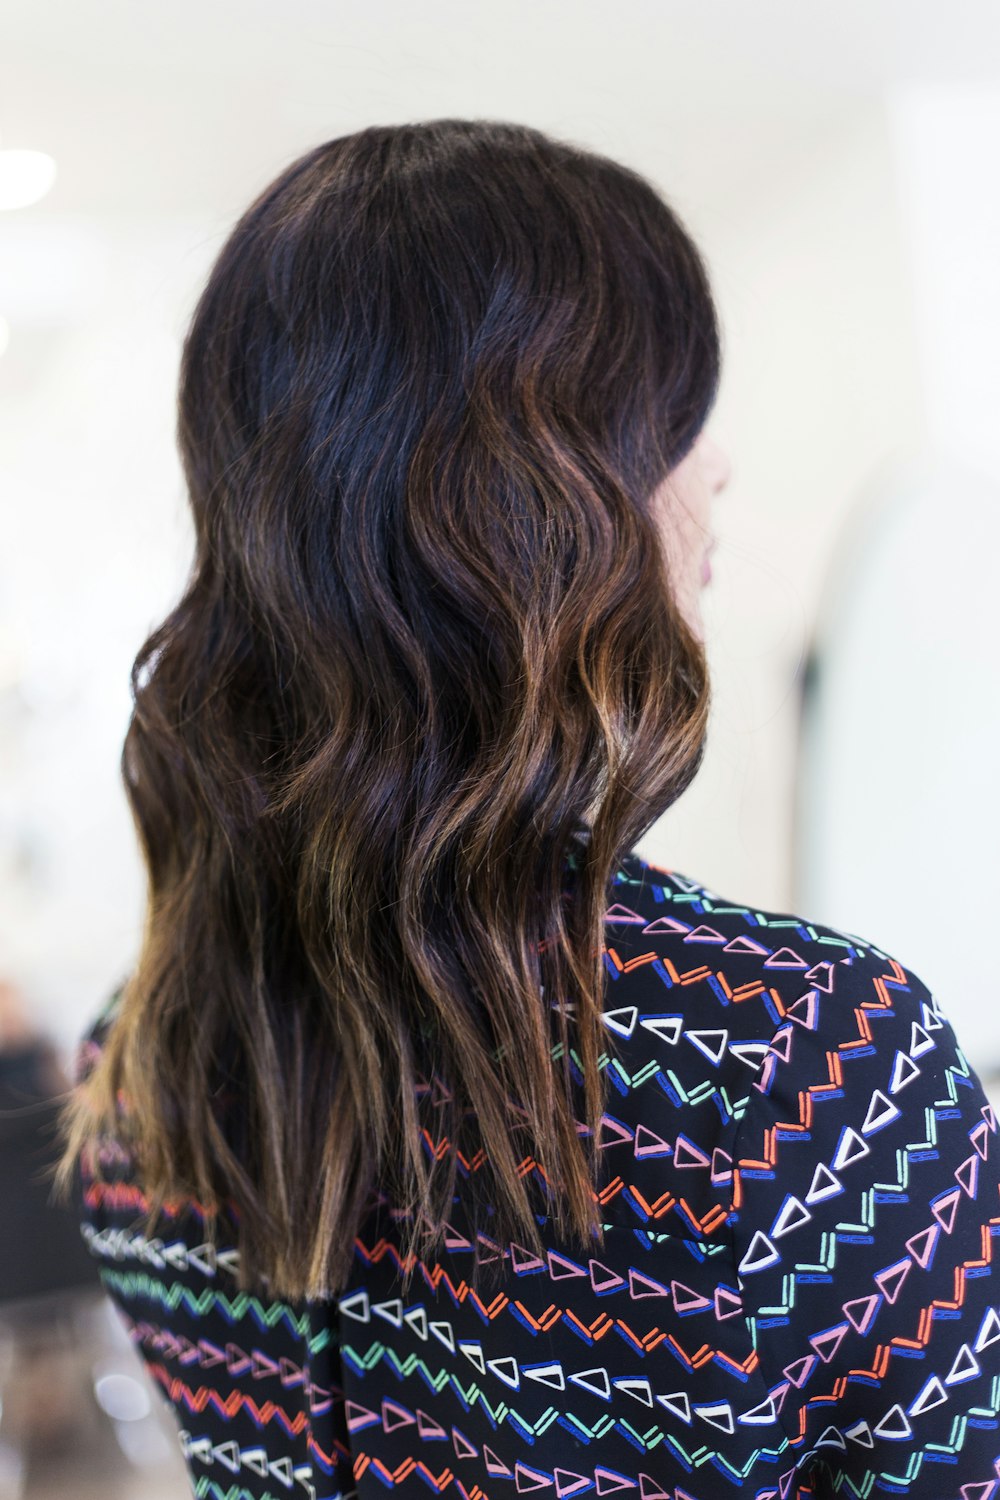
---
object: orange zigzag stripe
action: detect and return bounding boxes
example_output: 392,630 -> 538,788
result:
144,1360 -> 314,1434
794,1223 -> 1000,1429
353,1234 -> 758,1373
605,947 -> 772,1004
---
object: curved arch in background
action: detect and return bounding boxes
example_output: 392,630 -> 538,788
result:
793,452 -> 1000,1082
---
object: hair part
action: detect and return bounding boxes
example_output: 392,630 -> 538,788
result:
51,117 -> 720,1303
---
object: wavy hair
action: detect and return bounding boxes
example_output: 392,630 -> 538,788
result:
51,118 -> 721,1303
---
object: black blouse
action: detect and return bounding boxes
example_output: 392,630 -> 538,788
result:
73,848 -> 1000,1497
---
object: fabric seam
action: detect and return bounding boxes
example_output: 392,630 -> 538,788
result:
724,1012 -> 821,1486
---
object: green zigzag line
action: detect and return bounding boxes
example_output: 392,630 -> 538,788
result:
343,1341 -> 502,1425
194,1486 -> 303,1500
555,1046 -> 736,1122
97,1267 -> 334,1355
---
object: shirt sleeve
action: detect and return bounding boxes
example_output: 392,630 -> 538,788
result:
728,939 -> 1000,1495
72,987 -> 356,1498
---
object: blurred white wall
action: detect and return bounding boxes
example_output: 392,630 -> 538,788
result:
0,225 -> 210,1050
0,1 -> 997,1075
784,86 -> 1000,1071
652,100 -> 926,907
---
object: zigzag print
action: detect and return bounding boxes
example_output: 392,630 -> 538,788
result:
73,847 -> 1000,1497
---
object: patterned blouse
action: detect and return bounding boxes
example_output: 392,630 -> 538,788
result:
73,847 -> 1000,1498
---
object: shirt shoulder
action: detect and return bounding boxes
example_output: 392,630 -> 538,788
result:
589,848 -> 976,1240
605,845 -> 922,1043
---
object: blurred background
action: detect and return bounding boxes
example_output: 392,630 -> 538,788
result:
1,0 -> 999,1493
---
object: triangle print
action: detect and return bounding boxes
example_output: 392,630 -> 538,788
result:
874,1258 -> 912,1305
711,1145 -> 734,1187
671,1280 -> 713,1314
805,1161 -> 843,1204
770,1194 -> 811,1237
604,903 -> 647,926
723,935 -> 770,957
673,1133 -> 712,1169
730,1041 -> 771,1070
639,1014 -> 683,1045
831,1125 -> 870,1171
842,1294 -> 881,1335
640,915 -> 692,937
763,947 -> 809,969
738,1230 -> 780,1276
810,1323 -> 849,1364
860,1088 -> 901,1135
909,1021 -> 936,1057
634,1124 -> 672,1159
523,1362 -> 566,1391
683,924 -> 727,945
946,1344 -> 980,1385
655,1390 -> 691,1422
889,1049 -> 921,1093
381,1399 -> 415,1433
603,1006 -> 638,1038
554,1469 -> 593,1498
685,1028 -> 728,1066
931,1187 -> 963,1235
905,1224 -> 939,1270
956,1153 -> 980,1198
786,991 -> 820,1029
873,1403 -> 912,1440
452,1425 -> 478,1460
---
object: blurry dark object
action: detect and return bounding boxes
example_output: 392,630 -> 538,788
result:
0,981 -> 100,1308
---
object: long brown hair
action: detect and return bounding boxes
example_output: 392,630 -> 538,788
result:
51,118 -> 720,1303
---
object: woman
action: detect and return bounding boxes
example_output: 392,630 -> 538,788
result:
53,120 -> 999,1498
